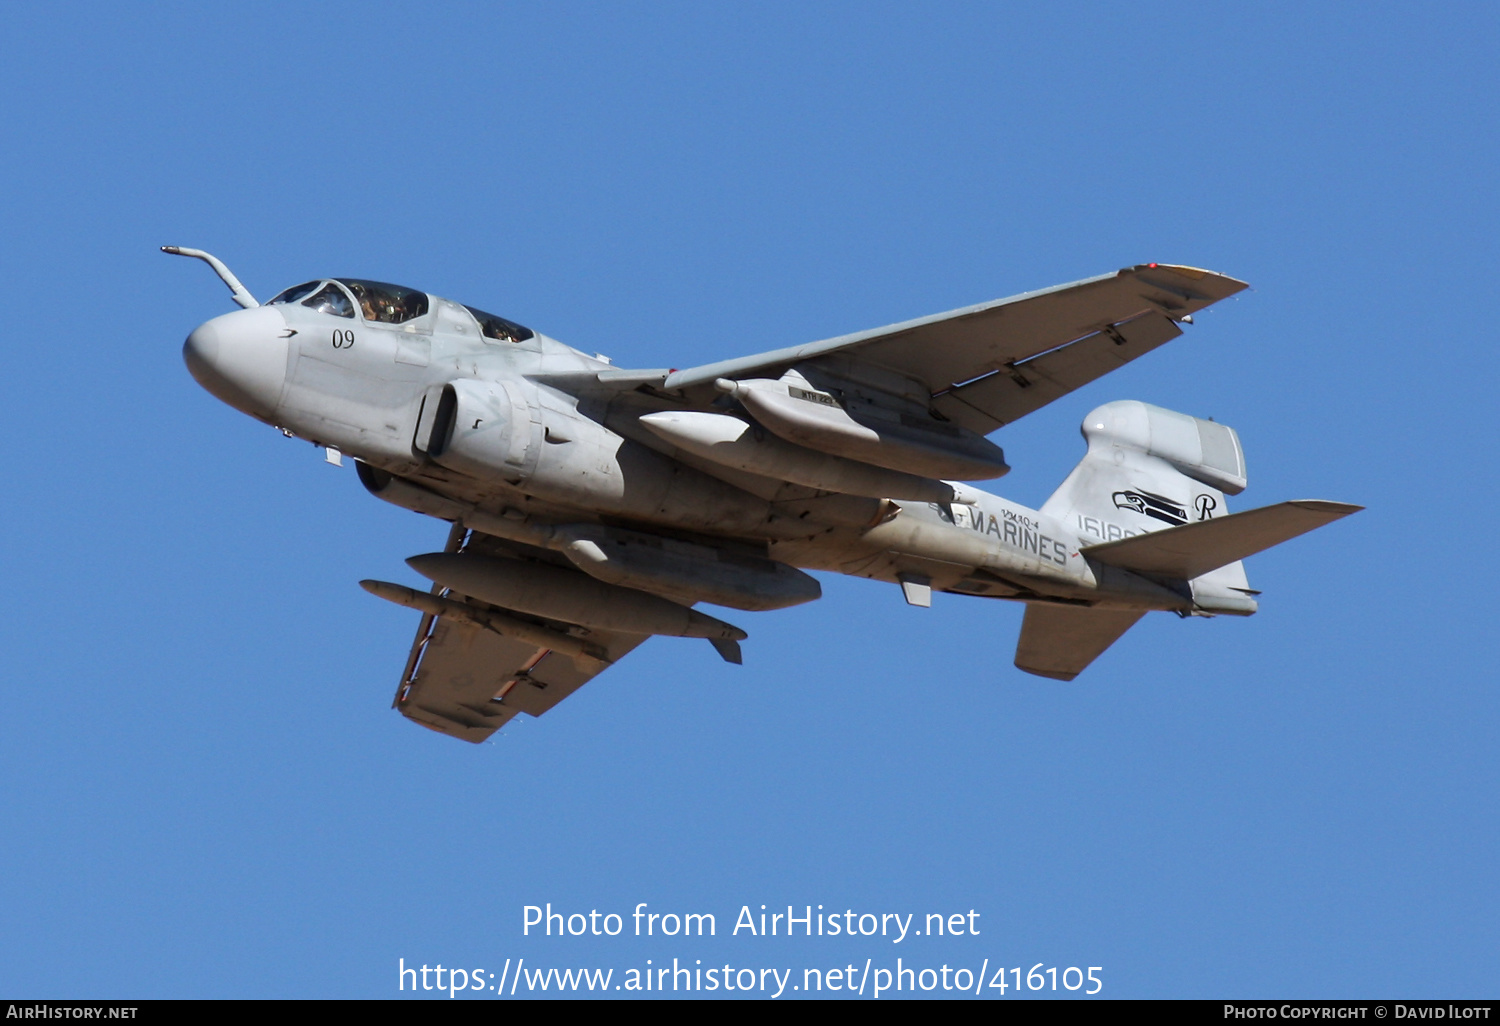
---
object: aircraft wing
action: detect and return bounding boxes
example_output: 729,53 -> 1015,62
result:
395,614 -> 647,743
389,530 -> 649,743
663,264 -> 1247,434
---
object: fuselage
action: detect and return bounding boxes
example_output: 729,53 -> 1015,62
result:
183,278 -> 1198,615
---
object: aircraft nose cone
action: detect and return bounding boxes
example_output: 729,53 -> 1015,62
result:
183,306 -> 289,420
182,320 -> 220,391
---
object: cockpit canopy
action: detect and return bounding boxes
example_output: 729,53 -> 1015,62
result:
338,279 -> 429,323
268,278 -> 426,322
464,305 -> 534,343
268,279 -> 533,340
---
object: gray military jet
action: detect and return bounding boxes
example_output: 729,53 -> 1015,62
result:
167,247 -> 1359,742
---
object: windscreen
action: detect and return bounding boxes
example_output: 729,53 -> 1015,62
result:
302,283 -> 354,318
268,280 -> 322,305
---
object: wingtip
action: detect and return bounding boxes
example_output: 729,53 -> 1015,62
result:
1126,263 -> 1250,296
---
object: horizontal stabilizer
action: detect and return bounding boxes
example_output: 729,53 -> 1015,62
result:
1015,605 -> 1145,681
1082,500 -> 1362,580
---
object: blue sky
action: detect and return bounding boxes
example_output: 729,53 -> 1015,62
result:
2,1 -> 1497,998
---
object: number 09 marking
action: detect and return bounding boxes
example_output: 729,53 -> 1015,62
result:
331,329 -> 355,349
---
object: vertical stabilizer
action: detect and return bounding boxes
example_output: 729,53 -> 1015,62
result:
1040,400 -> 1253,604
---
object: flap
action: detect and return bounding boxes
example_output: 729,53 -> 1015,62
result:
933,311 -> 1182,433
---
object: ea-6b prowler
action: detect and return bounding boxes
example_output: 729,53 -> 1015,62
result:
168,247 -> 1359,742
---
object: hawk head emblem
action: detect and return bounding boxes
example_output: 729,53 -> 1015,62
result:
1112,489 -> 1188,526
